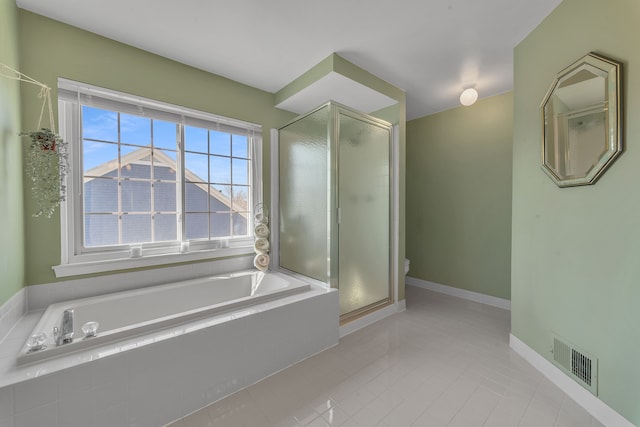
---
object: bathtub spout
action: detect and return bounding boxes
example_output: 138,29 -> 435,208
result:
54,309 -> 74,346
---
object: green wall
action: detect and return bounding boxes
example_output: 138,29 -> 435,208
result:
0,0 -> 25,305
406,92 -> 513,300
512,0 -> 640,424
18,10 -> 295,285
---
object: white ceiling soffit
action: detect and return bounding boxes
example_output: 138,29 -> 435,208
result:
275,72 -> 397,114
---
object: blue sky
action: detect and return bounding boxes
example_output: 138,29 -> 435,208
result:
82,106 -> 249,186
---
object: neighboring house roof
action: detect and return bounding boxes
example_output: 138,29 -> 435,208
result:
83,146 -> 246,213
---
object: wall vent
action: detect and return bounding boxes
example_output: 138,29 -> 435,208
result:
552,335 -> 598,395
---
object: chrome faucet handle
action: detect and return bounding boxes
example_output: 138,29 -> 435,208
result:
26,332 -> 47,353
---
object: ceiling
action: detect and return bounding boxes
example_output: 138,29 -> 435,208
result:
16,0 -> 561,120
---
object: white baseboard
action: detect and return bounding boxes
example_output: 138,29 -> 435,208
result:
406,276 -> 511,310
339,302 -> 402,338
510,334 -> 635,427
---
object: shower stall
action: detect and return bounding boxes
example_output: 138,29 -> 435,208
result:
276,102 -> 393,322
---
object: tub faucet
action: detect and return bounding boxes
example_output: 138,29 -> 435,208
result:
54,309 -> 74,346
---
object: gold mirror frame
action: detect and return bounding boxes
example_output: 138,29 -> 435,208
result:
541,52 -> 622,187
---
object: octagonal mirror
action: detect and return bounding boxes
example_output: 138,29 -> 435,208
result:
541,52 -> 622,187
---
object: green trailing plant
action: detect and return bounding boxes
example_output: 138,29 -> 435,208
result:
20,128 -> 69,218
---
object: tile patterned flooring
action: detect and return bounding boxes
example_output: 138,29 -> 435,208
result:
168,285 -> 603,427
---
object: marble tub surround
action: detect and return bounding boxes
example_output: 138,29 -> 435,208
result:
27,255 -> 253,312
0,288 -> 27,343
0,281 -> 338,427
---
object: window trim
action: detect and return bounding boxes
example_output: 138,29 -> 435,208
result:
54,78 -> 263,278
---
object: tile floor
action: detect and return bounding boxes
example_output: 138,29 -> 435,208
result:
168,286 -> 603,427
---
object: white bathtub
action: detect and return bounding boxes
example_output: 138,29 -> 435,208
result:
20,270 -> 309,364
1,268 -> 338,426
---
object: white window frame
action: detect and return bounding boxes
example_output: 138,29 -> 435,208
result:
54,78 -> 262,278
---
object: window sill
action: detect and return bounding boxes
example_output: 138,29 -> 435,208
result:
52,246 -> 255,278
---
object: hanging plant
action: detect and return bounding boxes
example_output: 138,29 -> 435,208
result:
20,128 -> 69,218
1,63 -> 68,218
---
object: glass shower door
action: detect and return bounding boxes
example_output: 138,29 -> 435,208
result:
337,110 -> 391,317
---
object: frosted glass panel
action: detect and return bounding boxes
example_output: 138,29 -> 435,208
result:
338,113 -> 390,315
279,107 -> 330,282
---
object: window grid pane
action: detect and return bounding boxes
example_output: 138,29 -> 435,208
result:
184,129 -> 252,240
81,105 -> 252,248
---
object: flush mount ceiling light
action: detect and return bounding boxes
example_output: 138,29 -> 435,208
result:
459,87 -> 478,106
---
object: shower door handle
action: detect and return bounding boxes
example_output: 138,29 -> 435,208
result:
337,207 -> 341,225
